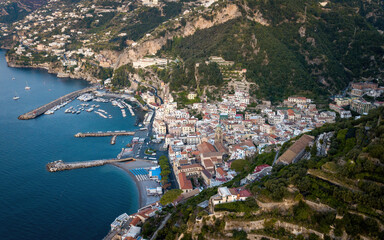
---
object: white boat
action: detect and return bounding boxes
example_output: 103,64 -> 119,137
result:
13,91 -> 19,100
86,108 -> 94,112
44,110 -> 54,115
25,81 -> 31,90
12,77 -> 15,80
95,111 -> 107,118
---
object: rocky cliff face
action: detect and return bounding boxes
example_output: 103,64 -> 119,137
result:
116,4 -> 242,68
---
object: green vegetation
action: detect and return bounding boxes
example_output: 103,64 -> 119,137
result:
144,148 -> 156,155
214,198 -> 259,213
111,64 -> 134,88
149,108 -> 384,239
160,0 -> 384,102
160,189 -> 182,206
159,155 -> 171,185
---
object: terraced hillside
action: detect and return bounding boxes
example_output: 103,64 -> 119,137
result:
142,107 -> 384,240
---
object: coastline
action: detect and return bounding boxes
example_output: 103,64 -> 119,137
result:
111,160 -> 160,209
4,52 -> 100,84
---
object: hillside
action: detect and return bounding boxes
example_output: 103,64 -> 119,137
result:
157,0 -> 384,102
0,0 -> 48,23
1,0 -> 383,101
142,107 -> 384,240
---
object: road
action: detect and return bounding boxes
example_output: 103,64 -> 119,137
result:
150,213 -> 171,240
272,150 -> 280,166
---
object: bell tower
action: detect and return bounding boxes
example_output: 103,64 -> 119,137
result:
215,125 -> 223,144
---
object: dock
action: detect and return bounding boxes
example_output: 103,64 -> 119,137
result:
46,158 -> 135,172
18,87 -> 97,120
75,131 -> 135,137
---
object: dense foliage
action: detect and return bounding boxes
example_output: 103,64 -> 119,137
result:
158,155 -> 171,185
159,189 -> 182,206
160,0 -> 384,102
111,64 -> 134,88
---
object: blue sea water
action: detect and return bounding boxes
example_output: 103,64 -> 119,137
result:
0,50 -> 139,239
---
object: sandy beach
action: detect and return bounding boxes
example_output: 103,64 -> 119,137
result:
112,160 -> 161,209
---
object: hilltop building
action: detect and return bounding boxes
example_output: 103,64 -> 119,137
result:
277,134 -> 314,165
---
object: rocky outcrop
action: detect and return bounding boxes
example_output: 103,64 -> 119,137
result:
6,57 -> 100,83
116,4 -> 242,68
225,219 -> 325,239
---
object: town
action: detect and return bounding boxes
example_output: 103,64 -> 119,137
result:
103,60 -> 383,239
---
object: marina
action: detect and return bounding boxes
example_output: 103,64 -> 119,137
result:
1,48 -> 140,240
18,86 -> 97,120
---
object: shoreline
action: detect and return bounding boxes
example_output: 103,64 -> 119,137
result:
3,51 -> 100,84
111,160 -> 160,209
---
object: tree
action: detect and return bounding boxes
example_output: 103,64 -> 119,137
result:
160,189 -> 182,205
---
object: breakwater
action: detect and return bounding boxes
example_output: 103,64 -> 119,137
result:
18,86 -> 97,120
46,158 -> 134,172
75,131 -> 135,138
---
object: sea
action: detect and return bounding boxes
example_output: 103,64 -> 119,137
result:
0,49 -> 139,240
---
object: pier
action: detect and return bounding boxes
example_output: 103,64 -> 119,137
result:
75,131 -> 135,137
46,158 -> 134,172
18,87 -> 97,120
75,131 -> 135,145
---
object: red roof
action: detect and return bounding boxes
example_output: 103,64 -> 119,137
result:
178,172 -> 193,190
216,167 -> 227,177
130,216 -> 141,226
254,164 -> 270,173
197,142 -> 217,154
239,189 -> 252,198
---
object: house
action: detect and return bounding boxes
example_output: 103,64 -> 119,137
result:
216,167 -> 227,179
277,134 -> 315,165
201,169 -> 213,186
210,186 -> 251,206
187,92 -> 197,100
178,172 -> 193,193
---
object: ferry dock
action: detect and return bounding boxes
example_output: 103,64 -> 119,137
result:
46,158 -> 134,172
75,131 -> 135,137
18,87 -> 97,120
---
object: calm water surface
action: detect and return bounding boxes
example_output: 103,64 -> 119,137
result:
0,50 -> 139,240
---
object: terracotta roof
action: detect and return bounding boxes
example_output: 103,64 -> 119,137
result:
178,172 -> 193,190
254,164 -> 270,173
203,159 -> 214,168
216,167 -> 227,177
214,142 -> 228,153
179,163 -> 203,170
197,142 -> 217,154
130,216 -> 141,226
278,134 -> 314,164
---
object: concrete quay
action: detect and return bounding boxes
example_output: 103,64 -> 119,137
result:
18,87 -> 97,120
46,158 -> 134,172
75,131 -> 135,138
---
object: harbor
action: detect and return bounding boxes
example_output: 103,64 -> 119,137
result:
1,48 -> 141,240
18,86 -> 97,119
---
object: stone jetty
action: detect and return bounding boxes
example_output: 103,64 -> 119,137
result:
46,158 -> 134,172
18,87 -> 97,120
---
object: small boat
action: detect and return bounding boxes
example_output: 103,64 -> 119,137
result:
25,81 -> 31,90
13,91 -> 19,100
12,77 -> 15,80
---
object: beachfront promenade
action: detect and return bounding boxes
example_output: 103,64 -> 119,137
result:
18,86 -> 97,120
